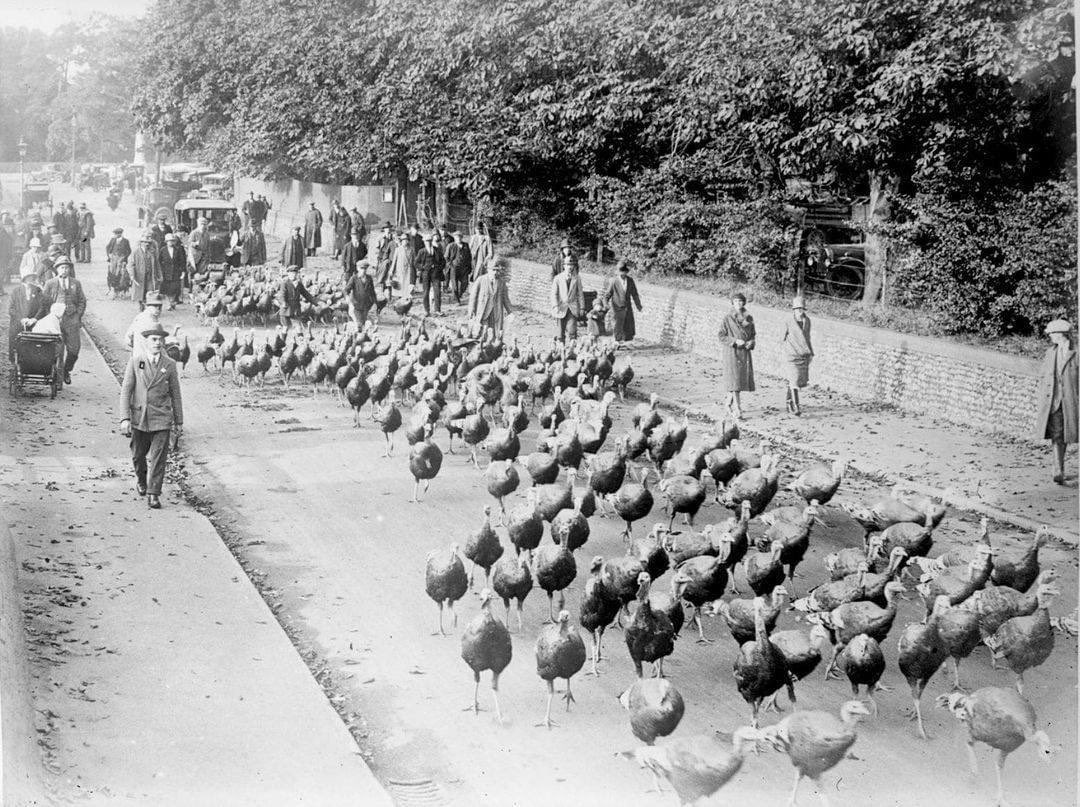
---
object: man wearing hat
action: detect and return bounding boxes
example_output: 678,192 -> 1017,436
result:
278,266 -> 315,329
131,230 -> 162,307
159,233 -> 187,308
124,293 -> 166,355
329,199 -> 350,259
119,322 -> 184,510
469,223 -> 493,280
106,227 -> 132,298
445,230 -> 473,304
350,208 -> 367,244
552,238 -> 577,279
780,295 -> 813,416
76,202 -> 95,263
18,236 -> 44,282
414,232 -> 445,316
550,254 -> 585,342
241,222 -> 266,266
344,260 -> 378,327
1034,319 -> 1078,484
374,223 -> 396,290
7,263 -> 47,360
281,225 -> 306,269
187,216 -> 211,275
150,213 -> 173,249
602,259 -> 643,347
340,229 -> 367,277
40,257 -> 86,383
303,201 -> 323,257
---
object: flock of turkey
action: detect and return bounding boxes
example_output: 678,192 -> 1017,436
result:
182,265 -> 1072,806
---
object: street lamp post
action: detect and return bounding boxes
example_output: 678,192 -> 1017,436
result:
18,138 -> 27,213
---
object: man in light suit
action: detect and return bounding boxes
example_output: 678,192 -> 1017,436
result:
550,262 -> 585,342
119,323 -> 183,509
40,256 -> 87,384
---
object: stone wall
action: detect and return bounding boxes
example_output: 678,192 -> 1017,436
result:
506,258 -> 1043,439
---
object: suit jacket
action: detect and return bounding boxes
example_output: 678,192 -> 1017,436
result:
119,352 -> 183,432
150,222 -> 173,249
445,242 -> 472,279
7,284 -> 46,330
341,240 -> 367,275
281,235 -> 305,268
345,272 -> 377,311
132,245 -> 162,300
602,275 -> 641,311
106,236 -> 132,263
414,247 -> 445,281
550,270 -> 585,319
40,276 -> 87,322
159,244 -> 188,283
188,228 -> 211,269
279,278 -> 315,317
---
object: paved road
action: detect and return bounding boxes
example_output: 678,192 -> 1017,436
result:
25,182 -> 1080,806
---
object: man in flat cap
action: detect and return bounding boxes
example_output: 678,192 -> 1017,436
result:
131,230 -> 162,307
76,202 -> 95,263
281,225 -> 306,269
40,256 -> 87,384
119,322 -> 183,510
341,229 -> 367,277
1034,319 -> 1078,484
106,227 -> 132,298
278,265 -> 315,329
304,201 -> 323,257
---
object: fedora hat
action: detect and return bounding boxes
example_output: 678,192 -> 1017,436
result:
791,296 -> 806,310
141,323 -> 169,339
1045,319 -> 1072,334
144,292 -> 165,307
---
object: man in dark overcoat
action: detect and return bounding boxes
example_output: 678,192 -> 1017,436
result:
158,232 -> 187,308
278,265 -> 315,329
414,233 -> 445,316
39,256 -> 87,384
281,225 -> 305,268
445,231 -> 472,303
341,231 -> 366,276
304,202 -> 323,256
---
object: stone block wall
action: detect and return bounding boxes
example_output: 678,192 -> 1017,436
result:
506,258 -> 1042,439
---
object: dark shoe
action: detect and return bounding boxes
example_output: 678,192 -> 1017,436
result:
136,481 -> 147,496
1053,473 -> 1065,485
64,372 -> 72,385
147,494 -> 161,509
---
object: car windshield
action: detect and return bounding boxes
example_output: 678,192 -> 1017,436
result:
176,208 -> 234,232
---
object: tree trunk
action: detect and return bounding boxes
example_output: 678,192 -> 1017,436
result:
861,170 -> 898,307
434,179 -> 449,228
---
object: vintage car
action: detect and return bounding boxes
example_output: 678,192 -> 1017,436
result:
173,198 -> 239,266
787,198 -> 870,299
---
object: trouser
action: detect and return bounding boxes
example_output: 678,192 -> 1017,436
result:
453,272 -> 468,302
422,275 -> 441,314
77,240 -> 91,262
130,427 -> 171,495
306,248 -> 315,257
557,311 -> 578,342
279,313 -> 296,329
60,320 -> 80,372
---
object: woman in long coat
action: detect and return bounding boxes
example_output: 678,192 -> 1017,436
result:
717,292 -> 755,419
781,295 -> 813,415
602,260 -> 643,345
1033,319 -> 1078,484
468,259 -> 512,337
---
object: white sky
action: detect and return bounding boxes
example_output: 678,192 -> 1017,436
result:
5,0 -> 149,31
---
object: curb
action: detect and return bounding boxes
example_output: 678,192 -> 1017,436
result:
0,514 -> 46,806
654,397 -> 1079,547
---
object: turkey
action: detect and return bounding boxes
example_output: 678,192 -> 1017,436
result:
763,624 -> 831,712
717,500 -> 753,592
579,556 -> 622,675
761,700 -> 872,807
460,588 -> 512,722
457,411 -> 490,467
550,507 -> 590,554
663,524 -> 717,567
834,633 -> 887,715
631,393 -> 662,433
786,458 -> 847,505
792,567 -> 867,614
878,519 -> 935,561
618,677 -> 685,746
625,572 -> 676,678
936,687 -> 1057,807
424,543 -> 469,635
407,424 -> 443,502
841,489 -> 934,551
714,585 -> 788,646
484,460 -> 520,521
733,595 -> 792,728
991,527 -> 1050,593
534,610 -> 588,728
373,401 -> 403,456
701,417 -> 739,452
704,447 -> 740,502
936,598 -> 984,691
897,595 -> 951,739
491,553 -> 533,632
507,488 -> 544,559
745,539 -> 785,597
918,516 -> 991,576
463,505 -> 504,589
646,415 -> 689,474
524,449 -> 560,485
761,501 -> 820,596
534,473 -> 575,523
534,542 -> 577,623
658,469 -> 710,530
585,434 -> 629,508
825,537 -> 882,582
621,729 -> 763,807
672,536 -> 731,643
721,455 -> 780,517
629,523 -> 671,582
959,569 -> 1058,637
916,542 -> 993,616
984,578 -> 1062,693
814,581 -> 906,679
610,469 -> 656,540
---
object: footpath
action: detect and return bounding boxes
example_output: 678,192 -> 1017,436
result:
399,283 -> 1078,541
0,297 -> 390,802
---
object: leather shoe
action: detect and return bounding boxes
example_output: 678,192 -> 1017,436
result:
64,372 -> 72,385
147,495 -> 161,509
136,482 -> 147,496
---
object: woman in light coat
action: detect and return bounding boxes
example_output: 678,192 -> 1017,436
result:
781,296 -> 813,415
1033,318 -> 1078,484
717,292 -> 755,419
468,258 -> 512,337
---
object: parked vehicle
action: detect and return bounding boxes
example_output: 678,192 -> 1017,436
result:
787,198 -> 870,299
173,198 -> 239,266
